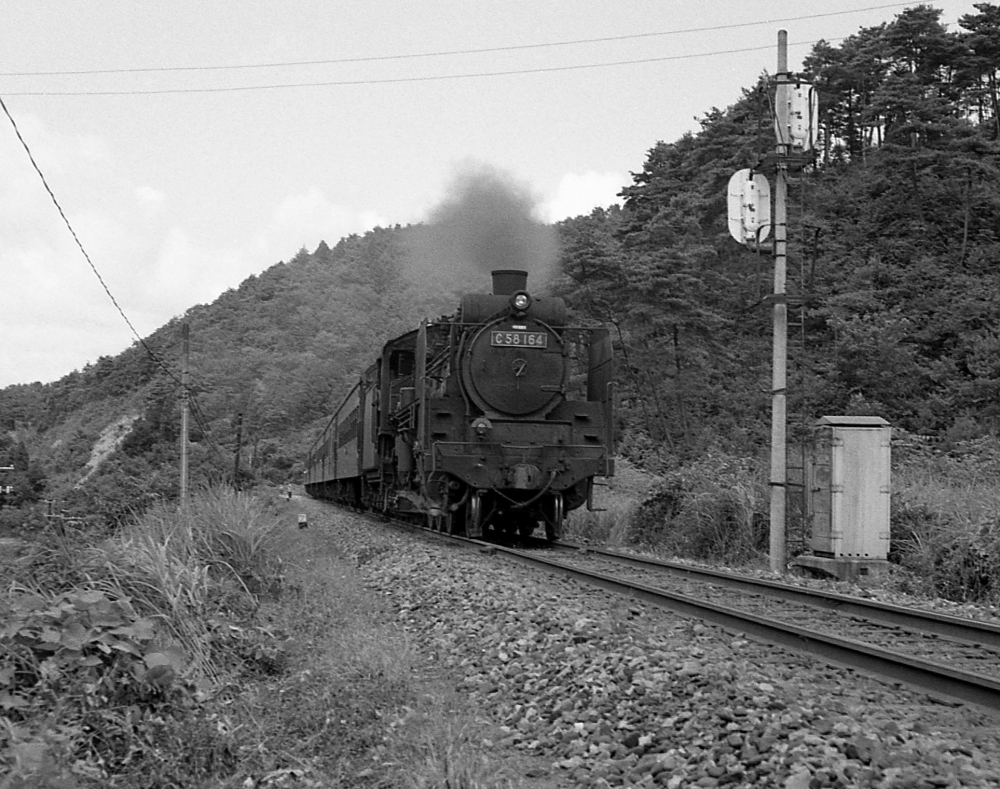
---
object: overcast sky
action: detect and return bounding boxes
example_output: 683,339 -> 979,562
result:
0,1 -> 975,387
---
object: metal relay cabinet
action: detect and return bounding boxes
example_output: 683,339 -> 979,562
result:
807,416 -> 891,560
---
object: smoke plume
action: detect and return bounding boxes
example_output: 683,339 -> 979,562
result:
405,162 -> 559,298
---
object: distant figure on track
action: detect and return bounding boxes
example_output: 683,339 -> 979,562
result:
284,484 -> 292,500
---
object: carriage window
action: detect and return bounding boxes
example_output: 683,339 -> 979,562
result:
392,350 -> 415,377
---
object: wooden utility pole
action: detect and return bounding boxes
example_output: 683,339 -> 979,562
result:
770,31 -> 790,574
179,322 -> 190,505
233,411 -> 244,488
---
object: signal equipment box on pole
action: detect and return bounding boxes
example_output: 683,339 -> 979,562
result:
794,416 -> 891,580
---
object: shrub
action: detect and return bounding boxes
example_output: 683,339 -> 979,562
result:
0,588 -> 235,786
628,450 -> 768,565
0,506 -> 48,539
888,433 -> 1000,603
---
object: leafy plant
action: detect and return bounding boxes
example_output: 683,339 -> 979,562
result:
0,587 -> 223,785
0,486 -> 295,785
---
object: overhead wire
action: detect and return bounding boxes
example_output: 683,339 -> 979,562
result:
0,93 -> 181,387
1,3 -> 914,78
0,2 -> 910,466
2,93 -> 299,469
2,88 -> 278,471
0,3 -> 920,97
189,395 -> 229,464
3,39 -> 847,97
1,91 -> 228,470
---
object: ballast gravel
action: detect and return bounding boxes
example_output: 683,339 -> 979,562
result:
331,513 -> 1000,788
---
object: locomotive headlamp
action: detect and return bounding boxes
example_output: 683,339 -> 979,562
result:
510,291 -> 532,314
472,417 -> 492,436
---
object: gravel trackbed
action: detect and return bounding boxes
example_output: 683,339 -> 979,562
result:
315,503 -> 1000,789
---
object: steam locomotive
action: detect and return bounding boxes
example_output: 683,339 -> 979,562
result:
304,269 -> 615,540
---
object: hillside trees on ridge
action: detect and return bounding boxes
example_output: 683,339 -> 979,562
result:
554,3 -> 1000,458
9,3 -> 1000,517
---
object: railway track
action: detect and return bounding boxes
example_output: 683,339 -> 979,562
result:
547,542 -> 1000,649
340,506 -> 1000,711
469,534 -> 1000,712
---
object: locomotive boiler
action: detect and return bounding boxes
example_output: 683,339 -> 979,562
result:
304,269 -> 615,540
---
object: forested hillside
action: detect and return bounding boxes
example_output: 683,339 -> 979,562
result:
558,2 -> 1000,457
4,3 -> 1000,525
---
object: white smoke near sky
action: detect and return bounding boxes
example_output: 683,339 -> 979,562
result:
405,162 -> 560,299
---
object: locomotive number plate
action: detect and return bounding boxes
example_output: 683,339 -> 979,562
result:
490,330 -> 548,348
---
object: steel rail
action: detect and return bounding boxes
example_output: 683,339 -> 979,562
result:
493,544 -> 1000,713
329,505 -> 1000,710
556,543 -> 1000,649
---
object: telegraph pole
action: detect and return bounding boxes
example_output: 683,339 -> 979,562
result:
770,31 -> 790,574
179,322 -> 190,505
233,411 -> 244,488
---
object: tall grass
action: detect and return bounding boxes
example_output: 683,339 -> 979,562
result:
891,440 -> 1000,603
98,485 -> 290,678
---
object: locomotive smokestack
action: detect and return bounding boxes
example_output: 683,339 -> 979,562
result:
491,269 -> 528,295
